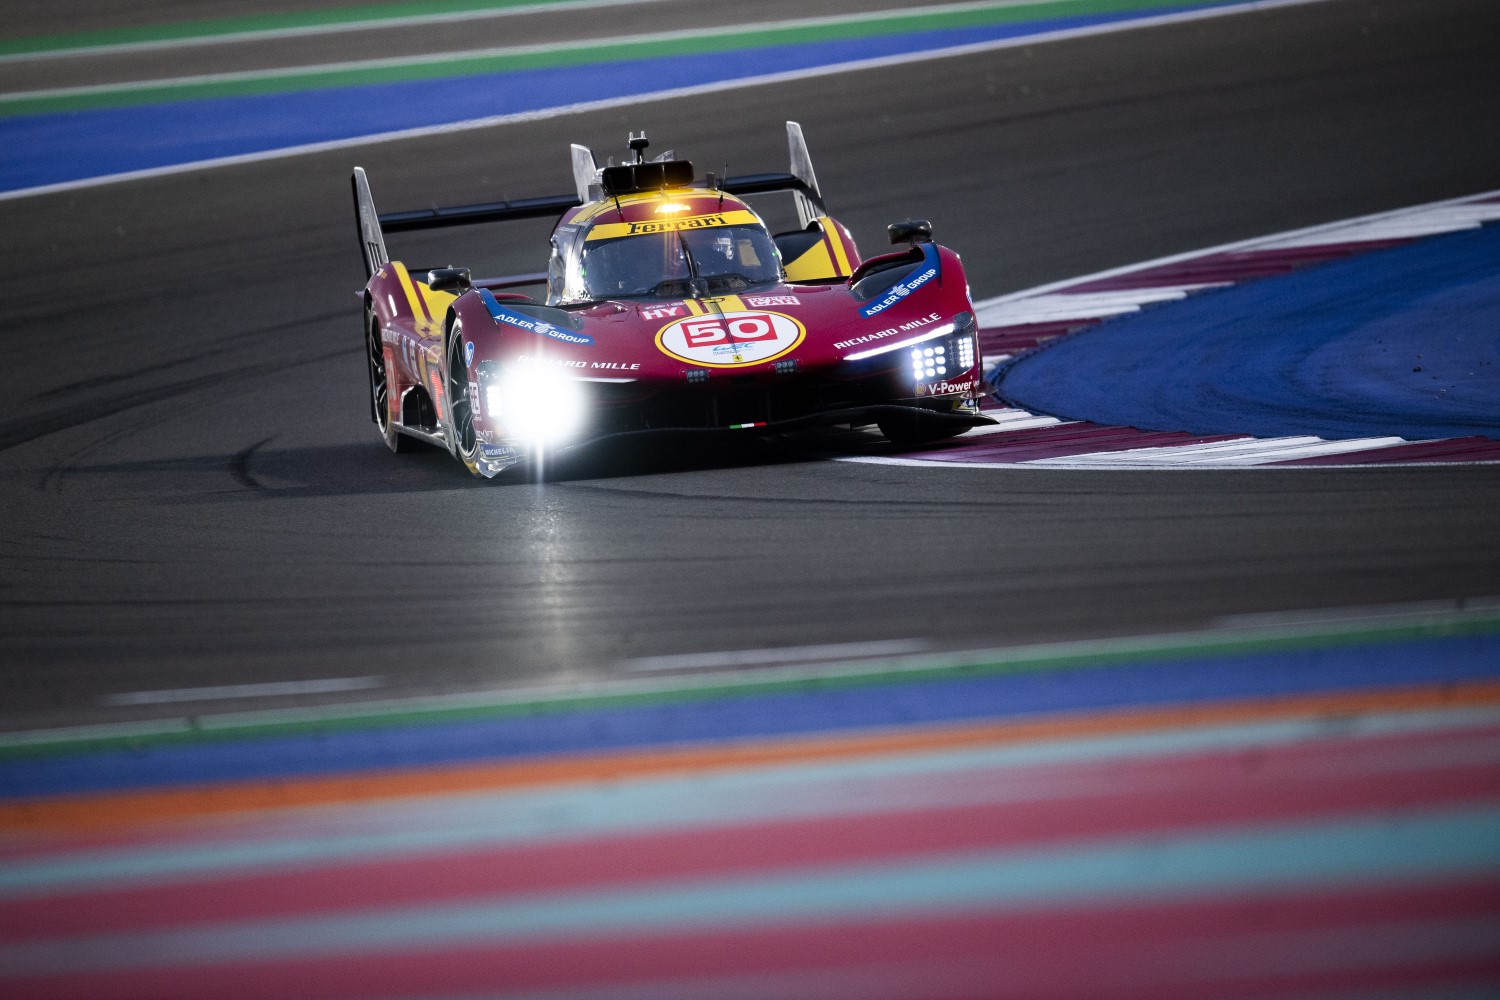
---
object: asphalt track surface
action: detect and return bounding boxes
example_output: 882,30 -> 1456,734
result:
2,0 -> 1499,733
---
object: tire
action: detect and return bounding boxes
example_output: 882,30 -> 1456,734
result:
366,308 -> 419,453
444,318 -> 484,476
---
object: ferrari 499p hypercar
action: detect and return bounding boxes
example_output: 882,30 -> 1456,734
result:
352,122 -> 992,477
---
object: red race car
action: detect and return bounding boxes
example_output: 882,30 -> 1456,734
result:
353,122 -> 991,477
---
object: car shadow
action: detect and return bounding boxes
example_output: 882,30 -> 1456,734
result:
55,426 -> 930,501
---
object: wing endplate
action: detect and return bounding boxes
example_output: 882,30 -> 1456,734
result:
352,167 -> 389,279
787,121 -> 826,229
571,143 -> 598,204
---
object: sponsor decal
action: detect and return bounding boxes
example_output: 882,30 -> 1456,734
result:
745,294 -> 800,308
481,443 -> 518,461
656,311 -> 805,368
626,215 -> 723,235
584,209 -> 759,241
859,244 -> 941,318
479,289 -> 594,347
464,341 -> 475,368
640,304 -> 684,321
922,378 -> 980,396
834,311 -> 942,351
518,354 -> 587,369
514,355 -> 642,372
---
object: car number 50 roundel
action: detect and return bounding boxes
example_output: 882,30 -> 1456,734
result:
655,311 -> 805,368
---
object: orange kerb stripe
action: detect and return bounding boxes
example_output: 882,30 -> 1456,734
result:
4,680 -> 1499,833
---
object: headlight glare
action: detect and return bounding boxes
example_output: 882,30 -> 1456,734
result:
491,366 -> 588,446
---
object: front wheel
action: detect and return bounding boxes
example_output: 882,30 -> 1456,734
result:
444,319 -> 485,476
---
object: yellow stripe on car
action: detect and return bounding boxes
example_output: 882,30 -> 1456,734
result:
821,217 -> 854,275
585,209 -> 760,241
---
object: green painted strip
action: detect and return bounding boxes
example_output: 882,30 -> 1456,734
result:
0,0 -> 1221,117
0,0 -> 598,59
1,612 -> 1497,762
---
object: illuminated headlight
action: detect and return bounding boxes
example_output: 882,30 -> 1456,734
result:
910,345 -> 948,380
952,311 -> 977,370
955,333 -> 975,370
486,366 -> 588,446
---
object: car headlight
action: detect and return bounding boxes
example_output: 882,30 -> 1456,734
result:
485,365 -> 588,446
910,344 -> 948,381
903,313 -> 977,384
949,310 -> 977,372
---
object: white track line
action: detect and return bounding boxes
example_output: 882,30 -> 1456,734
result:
103,676 -> 384,706
976,284 -> 1227,326
1024,436 -> 1411,467
619,639 -> 932,673
1260,205 -> 1500,248
973,191 -> 1500,309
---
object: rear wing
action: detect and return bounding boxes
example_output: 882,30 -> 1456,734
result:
351,122 -> 829,279
351,165 -> 580,279
703,122 -> 827,227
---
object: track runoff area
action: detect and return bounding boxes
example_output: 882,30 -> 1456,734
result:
4,4 -> 1500,999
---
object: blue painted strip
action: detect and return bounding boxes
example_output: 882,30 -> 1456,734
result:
997,223 -> 1500,441
0,6 -> 1228,193
2,630 -> 1498,800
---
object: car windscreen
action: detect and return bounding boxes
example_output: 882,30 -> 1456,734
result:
580,225 -> 781,299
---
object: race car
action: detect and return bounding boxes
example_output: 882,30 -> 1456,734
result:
352,122 -> 992,477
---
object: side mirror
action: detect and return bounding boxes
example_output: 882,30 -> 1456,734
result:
888,219 -> 933,246
426,266 -> 472,293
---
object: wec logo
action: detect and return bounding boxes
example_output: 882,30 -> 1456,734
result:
656,311 -> 804,368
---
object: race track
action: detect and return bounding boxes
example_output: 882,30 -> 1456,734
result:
4,2 -> 1500,994
2,0 -> 1498,733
